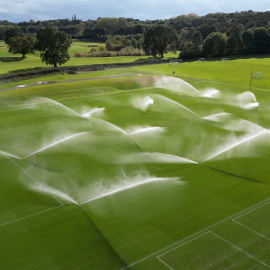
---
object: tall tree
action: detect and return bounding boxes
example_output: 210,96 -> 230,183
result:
4,26 -> 24,44
35,27 -> 72,67
143,25 -> 179,58
253,27 -> 270,53
198,24 -> 210,40
8,35 -> 36,57
203,32 -> 226,56
226,33 -> 238,55
97,17 -> 118,34
117,17 -> 127,28
192,31 -> 203,48
242,29 -> 255,54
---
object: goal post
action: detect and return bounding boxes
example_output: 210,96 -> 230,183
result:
221,58 -> 228,62
252,72 -> 263,78
169,59 -> 182,66
198,58 -> 205,62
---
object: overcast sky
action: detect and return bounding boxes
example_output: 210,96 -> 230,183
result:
0,0 -> 269,22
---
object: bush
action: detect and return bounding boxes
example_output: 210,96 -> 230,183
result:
179,48 -> 204,59
90,47 -> 98,52
74,52 -> 83,57
90,52 -> 98,57
99,45 -> 106,51
113,44 -> 125,51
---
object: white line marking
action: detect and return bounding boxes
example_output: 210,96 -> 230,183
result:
121,198 -> 270,269
0,206 -> 62,227
157,232 -> 270,269
7,157 -> 63,206
157,231 -> 211,259
211,232 -> 270,268
157,256 -> 174,270
234,220 -> 270,241
233,201 -> 270,221
233,201 -> 270,241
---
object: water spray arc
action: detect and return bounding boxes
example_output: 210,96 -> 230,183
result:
79,176 -> 180,205
202,130 -> 268,163
0,150 -> 21,159
153,94 -> 202,119
155,76 -> 203,97
23,132 -> 88,159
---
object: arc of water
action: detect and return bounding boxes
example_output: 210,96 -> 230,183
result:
155,76 -> 203,97
31,97 -> 82,118
79,177 -> 179,205
23,132 -> 88,159
155,94 -> 201,118
33,184 -> 78,205
202,130 -> 268,163
128,127 -> 164,135
95,119 -> 128,135
121,152 -> 198,164
0,150 -> 21,159
82,108 -> 105,117
145,152 -> 198,164
203,112 -> 229,120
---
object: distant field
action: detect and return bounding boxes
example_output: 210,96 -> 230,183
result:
0,40 -> 177,75
1,57 -> 270,269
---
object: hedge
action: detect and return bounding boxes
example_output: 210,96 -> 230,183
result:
0,59 -> 169,84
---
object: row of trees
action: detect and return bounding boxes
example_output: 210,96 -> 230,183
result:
5,27 -> 72,67
2,10 -> 270,40
180,26 -> 270,58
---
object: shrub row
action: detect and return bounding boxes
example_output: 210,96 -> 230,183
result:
0,59 -> 169,84
73,49 -> 145,58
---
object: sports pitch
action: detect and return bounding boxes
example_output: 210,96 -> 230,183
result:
1,61 -> 270,269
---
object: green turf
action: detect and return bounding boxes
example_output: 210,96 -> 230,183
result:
1,59 -> 270,269
0,40 -> 177,75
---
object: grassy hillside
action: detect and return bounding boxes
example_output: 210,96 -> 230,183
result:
1,59 -> 270,269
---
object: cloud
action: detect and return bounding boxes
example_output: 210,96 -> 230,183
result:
0,0 -> 269,22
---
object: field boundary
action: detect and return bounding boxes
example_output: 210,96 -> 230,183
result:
0,205 -> 62,227
233,201 -> 270,241
7,156 -> 63,206
0,156 -> 64,227
0,59 -> 169,84
157,231 -> 270,269
122,197 -> 270,269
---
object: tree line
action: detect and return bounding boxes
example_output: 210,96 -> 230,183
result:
2,10 -> 270,65
4,26 -> 72,67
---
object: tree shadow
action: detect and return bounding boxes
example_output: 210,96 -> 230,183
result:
134,56 -> 162,62
180,53 -> 270,63
0,57 -> 25,63
8,67 -> 44,74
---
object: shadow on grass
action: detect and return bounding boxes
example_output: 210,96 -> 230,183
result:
8,66 -> 44,74
134,56 -> 161,62
0,57 -> 25,63
180,53 -> 270,63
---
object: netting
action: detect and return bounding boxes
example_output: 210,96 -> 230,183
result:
253,72 -> 263,78
169,59 -> 182,66
198,58 -> 205,62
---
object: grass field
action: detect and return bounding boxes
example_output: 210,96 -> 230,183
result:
0,40 -> 176,75
1,56 -> 270,269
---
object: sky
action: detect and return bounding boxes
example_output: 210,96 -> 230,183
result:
0,0 -> 269,22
